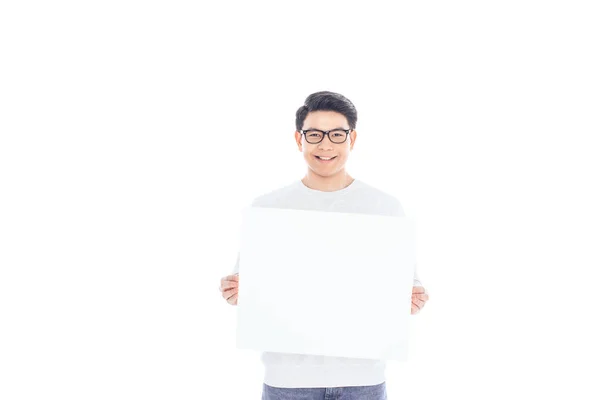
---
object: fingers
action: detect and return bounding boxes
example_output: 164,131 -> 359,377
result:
221,275 -> 239,285
413,293 -> 429,301
412,297 -> 425,309
221,280 -> 239,290
411,289 -> 429,314
220,285 -> 238,306
224,287 -> 237,300
411,301 -> 420,314
226,291 -> 238,305
220,275 -> 239,292
222,286 -> 238,303
220,274 -> 240,305
412,287 -> 429,303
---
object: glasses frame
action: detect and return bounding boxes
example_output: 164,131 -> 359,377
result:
299,128 -> 351,144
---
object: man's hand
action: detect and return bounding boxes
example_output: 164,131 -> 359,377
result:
411,286 -> 429,314
220,274 -> 239,305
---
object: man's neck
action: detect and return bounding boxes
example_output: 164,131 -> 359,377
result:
301,171 -> 355,192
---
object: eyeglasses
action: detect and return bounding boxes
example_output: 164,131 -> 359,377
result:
299,129 -> 351,144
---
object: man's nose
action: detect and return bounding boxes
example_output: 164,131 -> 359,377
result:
318,135 -> 335,149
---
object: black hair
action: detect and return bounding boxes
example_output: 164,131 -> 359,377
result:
295,91 -> 358,131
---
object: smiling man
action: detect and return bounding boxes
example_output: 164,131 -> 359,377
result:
219,91 -> 429,399
297,109 -> 355,190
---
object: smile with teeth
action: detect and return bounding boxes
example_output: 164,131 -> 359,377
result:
315,155 -> 337,161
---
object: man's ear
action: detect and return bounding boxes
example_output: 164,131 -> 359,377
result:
350,130 -> 357,150
295,130 -> 303,151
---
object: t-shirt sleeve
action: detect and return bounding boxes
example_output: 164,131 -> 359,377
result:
231,251 -> 240,275
413,262 -> 424,288
390,198 -> 406,218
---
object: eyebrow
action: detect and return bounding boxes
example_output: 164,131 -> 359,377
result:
303,127 -> 348,130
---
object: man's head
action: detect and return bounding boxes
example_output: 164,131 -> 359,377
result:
294,91 -> 358,178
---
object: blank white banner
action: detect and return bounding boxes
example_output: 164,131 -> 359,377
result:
236,206 -> 416,361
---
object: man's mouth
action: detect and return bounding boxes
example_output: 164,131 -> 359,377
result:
315,155 -> 337,162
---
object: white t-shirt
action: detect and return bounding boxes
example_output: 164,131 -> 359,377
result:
231,178 -> 423,388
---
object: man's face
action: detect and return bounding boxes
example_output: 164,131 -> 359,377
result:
294,111 -> 357,177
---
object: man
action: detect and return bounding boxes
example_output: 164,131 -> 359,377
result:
220,91 -> 429,399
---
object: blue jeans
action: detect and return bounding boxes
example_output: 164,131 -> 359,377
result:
261,381 -> 387,400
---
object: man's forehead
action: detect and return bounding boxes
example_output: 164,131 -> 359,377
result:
303,111 -> 349,129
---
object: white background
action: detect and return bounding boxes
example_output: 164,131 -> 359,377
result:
1,1 -> 599,399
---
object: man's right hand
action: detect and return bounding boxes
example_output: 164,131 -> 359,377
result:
220,274 -> 239,305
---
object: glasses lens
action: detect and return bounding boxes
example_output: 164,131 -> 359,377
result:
305,130 -> 324,143
329,129 -> 348,143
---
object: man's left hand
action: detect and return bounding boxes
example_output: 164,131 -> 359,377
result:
411,286 -> 429,314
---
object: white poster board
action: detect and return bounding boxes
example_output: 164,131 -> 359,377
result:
235,206 -> 416,361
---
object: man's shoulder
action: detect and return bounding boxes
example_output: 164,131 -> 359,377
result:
356,180 -> 401,203
250,180 -> 299,207
355,180 -> 405,216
